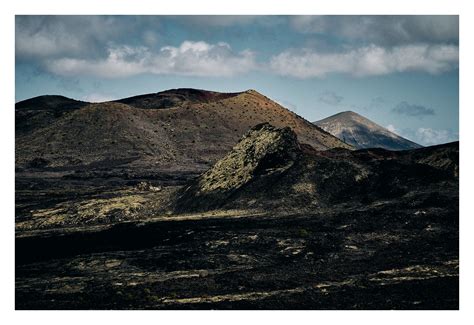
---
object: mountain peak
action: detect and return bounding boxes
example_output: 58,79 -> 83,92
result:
314,111 -> 422,151
330,110 -> 371,122
244,89 -> 261,94
340,110 -> 360,116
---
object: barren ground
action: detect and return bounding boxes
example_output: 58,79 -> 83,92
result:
15,170 -> 458,309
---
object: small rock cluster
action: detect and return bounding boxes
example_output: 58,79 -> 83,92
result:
136,181 -> 162,192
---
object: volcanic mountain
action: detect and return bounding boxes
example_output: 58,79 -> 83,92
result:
15,88 -> 351,173
314,111 -> 422,150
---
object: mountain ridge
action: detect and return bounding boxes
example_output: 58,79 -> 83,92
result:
16,88 -> 352,172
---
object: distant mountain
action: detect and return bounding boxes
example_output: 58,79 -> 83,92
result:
15,89 -> 351,172
314,111 -> 422,150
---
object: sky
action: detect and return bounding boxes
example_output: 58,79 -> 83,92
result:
15,15 -> 459,146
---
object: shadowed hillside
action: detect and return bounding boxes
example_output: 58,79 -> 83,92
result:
16,95 -> 88,136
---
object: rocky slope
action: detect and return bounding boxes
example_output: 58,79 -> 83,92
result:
174,123 -> 457,213
16,89 -> 351,173
314,111 -> 422,150
175,123 -> 301,212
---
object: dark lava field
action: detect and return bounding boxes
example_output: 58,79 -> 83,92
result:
16,205 -> 458,309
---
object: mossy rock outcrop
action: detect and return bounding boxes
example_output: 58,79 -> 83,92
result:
174,123 -> 301,212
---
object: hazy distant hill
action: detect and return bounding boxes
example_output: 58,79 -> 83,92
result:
314,111 -> 422,150
15,88 -> 351,172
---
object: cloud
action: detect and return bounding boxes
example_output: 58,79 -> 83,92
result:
15,15 -> 282,63
414,128 -> 458,146
270,44 -> 458,78
392,101 -> 435,118
289,16 -> 458,46
15,16 -> 123,60
387,125 -> 458,146
45,41 -> 257,78
82,93 -> 117,103
16,16 -> 460,82
384,124 -> 410,140
386,124 -> 397,133
142,30 -> 159,47
319,91 -> 343,106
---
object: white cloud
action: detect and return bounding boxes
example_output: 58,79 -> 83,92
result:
386,124 -> 397,133
393,127 -> 458,146
414,128 -> 458,146
45,41 -> 257,78
46,46 -> 149,78
270,44 -> 458,78
82,93 -> 117,103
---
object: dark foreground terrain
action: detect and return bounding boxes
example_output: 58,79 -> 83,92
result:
15,124 -> 459,310
16,206 -> 458,309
